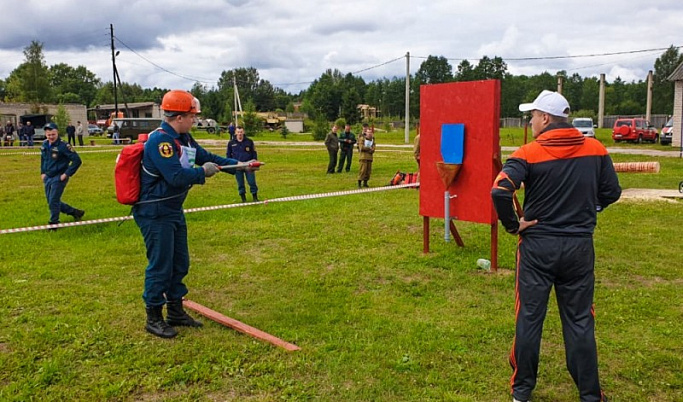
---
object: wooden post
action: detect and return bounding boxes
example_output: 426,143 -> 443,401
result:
490,223 -> 498,272
183,299 -> 300,352
423,216 -> 430,254
449,220 -> 464,247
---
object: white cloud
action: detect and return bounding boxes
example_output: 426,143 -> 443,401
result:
0,0 -> 682,94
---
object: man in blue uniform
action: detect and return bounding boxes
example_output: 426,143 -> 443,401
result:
134,90 -> 245,339
227,121 -> 236,140
227,126 -> 259,202
491,90 -> 620,402
40,122 -> 85,227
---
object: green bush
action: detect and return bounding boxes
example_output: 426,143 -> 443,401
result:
53,104 -> 71,131
312,114 -> 328,141
242,102 -> 261,136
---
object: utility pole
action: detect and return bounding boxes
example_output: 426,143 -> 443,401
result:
646,70 -> 653,123
405,51 -> 410,144
233,76 -> 243,126
110,24 -> 118,118
598,74 -> 605,129
233,76 -> 238,124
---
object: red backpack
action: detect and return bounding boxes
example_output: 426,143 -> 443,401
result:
114,130 -> 179,205
114,137 -> 148,205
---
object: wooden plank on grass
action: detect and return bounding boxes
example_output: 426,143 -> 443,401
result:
183,299 -> 301,352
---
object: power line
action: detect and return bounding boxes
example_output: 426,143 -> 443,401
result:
113,36 -> 217,84
273,55 -> 406,87
412,45 -> 682,63
105,39 -> 681,91
352,55 -> 405,74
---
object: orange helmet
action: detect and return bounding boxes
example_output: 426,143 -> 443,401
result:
161,90 -> 201,116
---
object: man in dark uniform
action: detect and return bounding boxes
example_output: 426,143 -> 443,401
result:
336,124 -> 356,173
17,122 -> 25,146
66,122 -> 76,146
24,121 -> 36,147
134,90 -> 243,339
491,90 -> 620,402
227,126 -> 259,202
228,121 -> 236,141
324,124 -> 339,174
40,122 -> 85,227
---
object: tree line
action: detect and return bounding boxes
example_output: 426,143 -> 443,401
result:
1,41 -> 681,123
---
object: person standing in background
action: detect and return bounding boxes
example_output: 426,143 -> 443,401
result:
357,124 -> 375,187
413,131 -> 420,168
66,122 -> 76,146
17,122 -> 25,146
228,121 -> 236,140
336,124 -> 356,173
227,126 -> 259,202
324,124 -> 339,174
24,121 -> 36,147
76,121 -> 85,146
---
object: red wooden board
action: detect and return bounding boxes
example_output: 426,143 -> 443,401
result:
419,80 -> 501,224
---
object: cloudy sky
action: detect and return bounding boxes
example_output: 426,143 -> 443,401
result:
1,0 -> 682,94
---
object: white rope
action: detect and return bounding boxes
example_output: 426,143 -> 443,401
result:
0,183 -> 419,235
0,148 -> 125,156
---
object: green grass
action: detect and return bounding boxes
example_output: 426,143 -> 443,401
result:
0,141 -> 681,401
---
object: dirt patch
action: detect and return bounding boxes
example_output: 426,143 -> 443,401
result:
618,188 -> 683,203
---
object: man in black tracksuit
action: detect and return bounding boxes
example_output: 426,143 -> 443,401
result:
491,90 -> 620,402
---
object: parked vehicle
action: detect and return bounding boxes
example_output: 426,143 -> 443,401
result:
194,118 -> 226,134
107,118 -> 162,141
612,118 -> 658,143
88,124 -> 103,135
660,117 -> 674,145
572,118 -> 595,137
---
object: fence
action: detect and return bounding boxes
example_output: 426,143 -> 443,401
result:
499,114 -> 670,129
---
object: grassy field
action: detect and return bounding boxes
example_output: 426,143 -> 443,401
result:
0,134 -> 681,401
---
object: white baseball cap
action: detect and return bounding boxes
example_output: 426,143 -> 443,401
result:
519,90 -> 570,117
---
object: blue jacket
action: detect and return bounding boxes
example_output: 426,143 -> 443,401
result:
226,137 -> 257,162
40,138 -> 82,178
134,121 -> 238,218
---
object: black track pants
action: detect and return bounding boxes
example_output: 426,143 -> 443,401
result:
510,235 -> 604,402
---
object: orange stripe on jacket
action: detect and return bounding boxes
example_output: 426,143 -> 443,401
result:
509,236 -> 523,393
510,129 -> 608,164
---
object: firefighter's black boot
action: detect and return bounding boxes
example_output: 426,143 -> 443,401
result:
358,180 -> 362,188
146,305 -> 178,338
252,193 -> 259,202
73,209 -> 85,221
166,300 -> 203,328
363,180 -> 369,188
240,194 -> 247,203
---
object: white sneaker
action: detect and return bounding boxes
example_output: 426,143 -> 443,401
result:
513,398 -> 528,402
